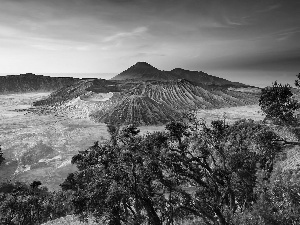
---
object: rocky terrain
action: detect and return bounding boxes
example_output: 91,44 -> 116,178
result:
90,95 -> 182,125
0,92 -> 166,189
31,62 -> 260,125
0,64 -> 262,189
0,92 -> 264,190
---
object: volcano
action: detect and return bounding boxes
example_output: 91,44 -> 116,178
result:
31,62 -> 259,125
111,62 -> 175,81
112,62 -> 248,87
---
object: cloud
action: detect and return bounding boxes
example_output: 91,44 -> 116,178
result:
275,28 -> 300,41
256,4 -> 281,13
222,15 -> 246,27
103,27 -> 148,42
0,0 -> 299,75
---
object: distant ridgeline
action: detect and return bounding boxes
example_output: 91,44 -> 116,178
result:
0,73 -> 81,93
112,62 -> 248,87
29,62 -> 260,125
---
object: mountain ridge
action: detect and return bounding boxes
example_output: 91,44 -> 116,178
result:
32,78 -> 259,125
0,73 -> 80,94
0,62 -> 252,95
112,62 -> 248,87
0,63 -> 260,125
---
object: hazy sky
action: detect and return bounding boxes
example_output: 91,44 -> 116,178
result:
0,0 -> 299,87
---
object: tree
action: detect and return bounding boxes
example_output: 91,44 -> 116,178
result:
259,81 -> 299,124
247,168 -> 300,225
61,125 -> 172,225
62,120 -> 283,225
161,119 -> 282,225
0,181 -> 71,224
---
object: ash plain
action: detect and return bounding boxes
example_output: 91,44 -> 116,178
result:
0,92 -> 263,190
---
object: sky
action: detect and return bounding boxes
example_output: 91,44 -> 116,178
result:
0,0 -> 299,87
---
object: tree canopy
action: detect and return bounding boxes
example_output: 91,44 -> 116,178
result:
60,119 -> 285,225
0,181 -> 71,224
1,117 -> 299,224
259,81 -> 299,124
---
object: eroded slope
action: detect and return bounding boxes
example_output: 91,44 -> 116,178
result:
32,79 -> 259,125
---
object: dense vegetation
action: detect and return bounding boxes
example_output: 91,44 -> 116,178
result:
259,81 -> 299,124
1,119 -> 300,225
1,75 -> 300,224
0,182 -> 71,225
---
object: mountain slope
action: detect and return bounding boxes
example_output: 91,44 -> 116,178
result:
90,95 -> 181,125
32,78 -> 259,125
21,62 -> 260,125
33,79 -> 120,106
126,79 -> 258,110
112,62 -> 248,87
171,68 -> 246,87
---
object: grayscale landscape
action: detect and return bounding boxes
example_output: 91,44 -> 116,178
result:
0,0 -> 300,224
0,90 -> 169,189
0,69 -> 264,190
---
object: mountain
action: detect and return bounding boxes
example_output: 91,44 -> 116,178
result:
33,78 -> 259,125
0,64 -> 260,194
0,63 -> 259,125
170,68 -> 245,87
33,79 -> 120,106
0,73 -> 79,93
111,62 -> 175,81
90,95 -> 182,125
126,79 -> 257,110
112,62 -> 247,87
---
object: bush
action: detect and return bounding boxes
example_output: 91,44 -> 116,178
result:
252,168 -> 300,225
0,181 -> 72,225
259,81 -> 299,124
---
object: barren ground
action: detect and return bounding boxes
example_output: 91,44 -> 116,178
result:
0,93 -> 263,190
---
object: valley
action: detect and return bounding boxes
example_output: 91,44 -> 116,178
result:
0,64 -> 263,190
0,93 -> 109,190
1,1 -> 298,223
32,63 -> 261,126
0,92 -> 263,190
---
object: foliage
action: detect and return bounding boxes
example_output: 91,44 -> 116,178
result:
61,119 -> 283,225
0,117 -> 292,224
42,215 -> 100,225
61,125 -> 173,225
259,81 -> 299,124
253,168 -> 300,225
163,120 -> 282,225
231,168 -> 300,225
0,181 -> 72,225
